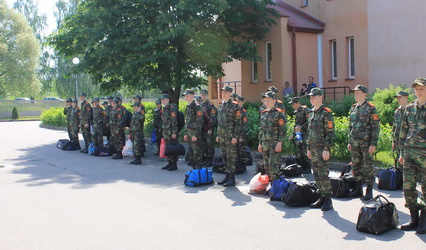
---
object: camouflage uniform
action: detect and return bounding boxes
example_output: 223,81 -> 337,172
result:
64,104 -> 72,141
104,99 -> 113,141
185,99 -> 204,168
259,106 -> 287,180
153,103 -> 163,154
238,106 -> 249,164
259,99 -> 286,115
69,105 -> 80,144
92,103 -> 105,148
162,103 -> 179,162
130,106 -> 145,158
349,100 -> 380,184
80,99 -> 93,148
109,105 -> 125,154
293,104 -> 311,170
201,99 -> 218,159
307,105 -> 335,196
393,105 -> 405,169
218,98 -> 242,174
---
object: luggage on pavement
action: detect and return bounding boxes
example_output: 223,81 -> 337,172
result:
378,167 -> 403,190
282,182 -> 319,207
61,141 -> 81,151
56,139 -> 70,149
184,168 -> 214,187
269,177 -> 294,201
280,163 -> 302,177
165,140 -> 185,156
249,173 -> 270,194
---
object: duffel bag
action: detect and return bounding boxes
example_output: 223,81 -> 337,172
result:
184,168 -> 214,187
212,156 -> 226,173
282,182 -> 319,207
255,160 -> 265,174
378,167 -> 403,190
330,177 -> 348,198
356,195 -> 399,235
269,177 -> 293,201
281,163 -> 302,178
165,140 -> 186,156
62,141 -> 81,151
56,139 -> 70,149
94,147 -> 112,156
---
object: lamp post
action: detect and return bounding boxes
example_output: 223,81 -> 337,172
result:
72,57 -> 80,100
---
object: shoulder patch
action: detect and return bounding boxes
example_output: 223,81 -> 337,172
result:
277,100 -> 283,103
141,110 -> 145,115
211,109 -> 216,114
235,110 -> 241,117
243,117 -> 248,122
197,111 -> 203,117
324,107 -> 332,113
278,119 -> 285,126
242,108 -> 246,112
276,108 -> 283,113
327,121 -> 334,129
372,114 -> 379,121
171,112 -> 176,117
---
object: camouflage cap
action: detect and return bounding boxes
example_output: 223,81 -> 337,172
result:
308,88 -> 324,96
182,89 -> 195,96
231,93 -> 239,99
112,97 -> 121,103
289,97 -> 301,104
155,98 -> 162,105
412,77 -> 426,87
79,92 -> 86,97
131,101 -> 140,107
102,101 -> 108,105
236,95 -> 245,102
394,90 -> 409,97
160,94 -> 170,99
91,97 -> 100,103
351,85 -> 368,93
267,86 -> 278,93
72,99 -> 78,103
195,95 -> 202,102
66,98 -> 72,102
132,94 -> 142,100
221,85 -> 233,93
261,91 -> 277,99
200,89 -> 208,95
107,96 -> 114,100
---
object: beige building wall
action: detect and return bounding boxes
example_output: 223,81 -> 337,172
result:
295,32 -> 319,93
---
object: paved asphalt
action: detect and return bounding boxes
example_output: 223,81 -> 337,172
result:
0,121 -> 424,249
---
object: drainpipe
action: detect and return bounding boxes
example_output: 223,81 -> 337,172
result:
317,33 -> 323,88
292,27 -> 298,94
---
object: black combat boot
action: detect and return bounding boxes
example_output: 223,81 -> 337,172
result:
217,173 -> 229,185
401,208 -> 419,231
162,161 -> 172,170
81,144 -> 88,153
223,174 -> 236,187
167,160 -> 178,171
348,181 -> 363,198
321,196 -> 333,211
301,160 -> 311,174
132,157 -> 142,165
310,195 -> 325,208
363,183 -> 373,201
203,157 -> 213,168
416,209 -> 426,234
112,152 -> 123,159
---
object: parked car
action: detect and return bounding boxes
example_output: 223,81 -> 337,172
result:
43,97 -> 63,101
14,98 -> 35,103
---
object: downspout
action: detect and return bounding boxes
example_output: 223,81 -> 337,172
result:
317,33 -> 323,88
292,27 -> 298,94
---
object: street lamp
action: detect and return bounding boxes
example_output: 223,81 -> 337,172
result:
72,57 -> 80,100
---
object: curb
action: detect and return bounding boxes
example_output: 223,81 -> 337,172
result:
0,119 -> 41,122
39,124 -> 67,131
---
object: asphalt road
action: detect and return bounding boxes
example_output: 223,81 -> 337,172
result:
0,121 -> 424,249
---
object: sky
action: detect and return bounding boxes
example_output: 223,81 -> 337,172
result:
6,0 -> 58,36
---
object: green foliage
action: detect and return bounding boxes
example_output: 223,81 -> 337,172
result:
331,116 -> 350,160
41,107 -> 67,127
11,106 -> 19,120
325,94 -> 354,117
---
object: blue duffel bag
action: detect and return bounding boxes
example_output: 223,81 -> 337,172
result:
184,168 -> 214,187
269,177 -> 294,201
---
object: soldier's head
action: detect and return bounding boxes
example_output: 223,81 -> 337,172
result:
72,99 -> 78,107
261,91 -> 277,110
132,94 -> 142,103
79,93 -> 86,102
289,97 -> 301,109
220,86 -> 233,100
91,97 -> 99,106
308,88 -> 324,107
236,95 -> 245,106
200,89 -> 208,102
182,89 -> 195,103
308,76 -> 314,83
111,98 -> 120,108
351,85 -> 367,103
160,94 -> 170,106
267,86 -> 278,94
66,98 -> 72,106
107,96 -> 114,104
394,90 -> 409,106
412,77 -> 426,101
102,101 -> 108,108
155,98 -> 162,108
131,101 -> 141,112
195,95 -> 202,104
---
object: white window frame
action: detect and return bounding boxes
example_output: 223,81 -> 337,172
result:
251,61 -> 258,83
348,37 -> 355,79
265,41 -> 272,81
302,0 -> 309,7
331,39 -> 337,80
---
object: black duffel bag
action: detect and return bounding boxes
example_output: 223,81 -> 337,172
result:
281,163 -> 302,177
282,182 -> 319,207
356,195 -> 399,235
165,140 -> 186,156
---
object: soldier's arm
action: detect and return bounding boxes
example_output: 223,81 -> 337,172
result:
323,111 -> 335,151
277,113 -> 287,143
348,107 -> 354,145
369,106 -> 380,146
210,103 -> 218,128
398,108 -> 409,151
301,108 -> 310,132
171,105 -> 178,134
233,106 -> 242,139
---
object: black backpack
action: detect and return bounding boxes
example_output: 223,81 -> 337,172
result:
122,107 -> 132,127
282,182 -> 319,207
280,163 -> 302,177
177,111 -> 185,131
378,167 -> 403,190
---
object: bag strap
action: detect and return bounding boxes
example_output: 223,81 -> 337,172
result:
339,164 -> 351,177
368,194 -> 389,204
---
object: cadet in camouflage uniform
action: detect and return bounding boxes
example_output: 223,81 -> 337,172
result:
160,94 -> 179,171
200,90 -> 218,167
392,90 -> 409,169
79,93 -> 93,153
259,86 -> 286,115
104,96 -> 114,145
216,86 -> 242,186
132,95 -> 146,156
347,85 -> 380,200
69,99 -> 81,148
64,98 -> 73,142
183,90 -> 204,169
152,99 -> 163,156
237,95 -> 249,168
289,97 -> 311,174
129,102 -> 145,165
258,91 -> 287,181
109,97 -> 126,159
307,88 -> 335,211
91,98 -> 105,151
398,77 -> 426,234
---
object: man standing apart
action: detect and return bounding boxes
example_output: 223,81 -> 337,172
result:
392,90 -> 409,169
79,93 -> 93,153
216,86 -> 242,186
200,90 -> 218,167
69,99 -> 81,148
307,88 -> 335,211
347,85 -> 380,200
398,77 -> 426,234
129,102 -> 145,165
161,94 -> 179,171
306,76 -> 317,95
183,89 -> 204,169
91,98 -> 105,152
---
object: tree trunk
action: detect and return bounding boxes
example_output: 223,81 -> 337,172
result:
167,86 -> 181,106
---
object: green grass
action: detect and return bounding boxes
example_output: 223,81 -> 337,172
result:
0,116 -> 41,121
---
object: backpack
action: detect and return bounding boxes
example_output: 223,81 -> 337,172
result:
94,147 -> 112,156
269,177 -> 294,201
177,111 -> 185,131
62,141 -> 81,151
378,167 -> 403,190
280,163 -> 302,177
202,109 -> 212,131
122,107 -> 132,127
330,164 -> 355,198
282,155 -> 298,166
184,168 -> 214,187
255,160 -> 265,174
282,182 -> 319,207
56,139 -> 70,149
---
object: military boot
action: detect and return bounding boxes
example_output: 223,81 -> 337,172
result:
310,195 -> 325,208
132,157 -> 142,165
321,196 -> 333,211
167,160 -> 178,171
401,208 -> 419,231
112,152 -> 123,159
203,157 -> 213,168
217,173 -> 229,185
363,183 -> 373,201
223,174 -> 236,187
416,209 -> 426,234
348,181 -> 363,198
162,161 -> 172,170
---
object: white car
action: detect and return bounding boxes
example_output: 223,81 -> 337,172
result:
43,97 -> 63,101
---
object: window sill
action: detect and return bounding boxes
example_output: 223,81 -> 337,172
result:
328,79 -> 337,82
250,81 -> 258,84
264,80 -> 273,83
345,78 -> 355,81
300,5 -> 308,8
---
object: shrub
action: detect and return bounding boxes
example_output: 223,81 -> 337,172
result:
11,106 -> 19,120
331,116 -> 350,160
41,107 -> 67,127
325,94 -> 354,117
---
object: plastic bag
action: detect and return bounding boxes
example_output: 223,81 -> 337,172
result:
159,138 -> 167,158
249,173 -> 270,194
122,139 -> 134,157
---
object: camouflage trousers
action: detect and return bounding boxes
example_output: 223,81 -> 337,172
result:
350,140 -> 374,184
310,148 -> 331,196
403,147 -> 426,210
219,135 -> 238,174
201,130 -> 215,158
92,125 -> 104,148
69,124 -> 79,144
188,138 -> 203,168
110,126 -> 125,154
131,132 -> 145,157
295,140 -> 310,169
80,124 -> 92,147
394,146 -> 403,170
164,137 -> 178,161
261,141 -> 281,181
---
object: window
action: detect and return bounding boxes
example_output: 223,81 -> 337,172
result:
331,40 -> 337,80
251,61 -> 258,83
265,42 -> 272,81
302,0 -> 308,6
348,37 -> 355,78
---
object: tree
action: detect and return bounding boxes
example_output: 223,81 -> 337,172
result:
49,0 -> 277,103
0,0 -> 41,98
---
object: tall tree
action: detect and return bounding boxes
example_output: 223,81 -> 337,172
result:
49,0 -> 277,103
13,0 -> 46,40
0,0 -> 40,98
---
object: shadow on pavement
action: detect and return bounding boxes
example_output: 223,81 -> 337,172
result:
222,186 -> 252,206
268,201 -> 308,218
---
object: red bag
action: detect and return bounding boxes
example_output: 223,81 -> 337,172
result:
249,173 -> 270,194
159,138 -> 167,158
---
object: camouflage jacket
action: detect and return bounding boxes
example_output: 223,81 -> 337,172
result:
185,100 -> 203,138
307,105 -> 335,151
80,100 -> 93,125
202,99 -> 218,128
218,98 -> 242,139
64,106 -> 72,123
153,107 -> 162,130
349,100 -> 380,146
105,105 -> 113,126
392,105 -> 405,147
259,100 -> 286,115
398,100 -> 426,149
109,106 -> 124,130
162,103 -> 178,137
130,110 -> 145,135
69,107 -> 80,127
293,105 -> 310,138
258,107 -> 287,144
240,107 -> 249,139
92,105 -> 105,130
